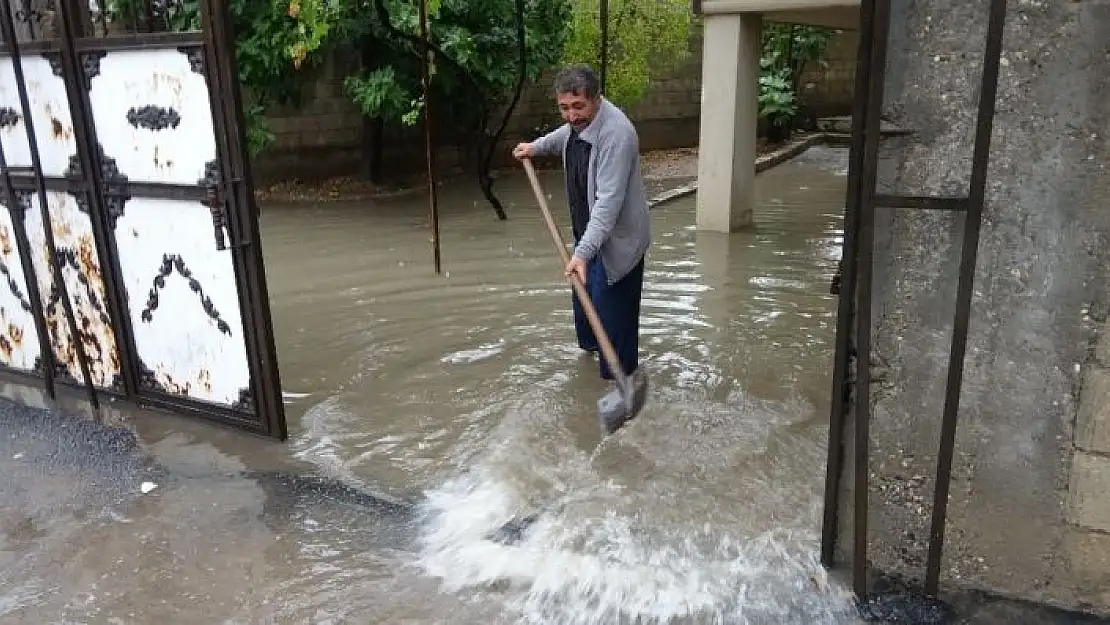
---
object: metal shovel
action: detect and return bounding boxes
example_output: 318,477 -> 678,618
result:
521,158 -> 648,434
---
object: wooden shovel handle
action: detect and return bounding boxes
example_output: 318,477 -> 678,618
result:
521,158 -> 631,394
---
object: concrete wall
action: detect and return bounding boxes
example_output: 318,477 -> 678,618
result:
250,28 -> 859,184
836,0 -> 1110,613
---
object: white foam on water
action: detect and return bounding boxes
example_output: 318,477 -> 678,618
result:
412,468 -> 858,625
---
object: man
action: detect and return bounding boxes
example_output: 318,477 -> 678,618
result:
513,64 -> 651,385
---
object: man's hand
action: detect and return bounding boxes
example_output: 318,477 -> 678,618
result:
565,256 -> 587,285
512,142 -> 535,161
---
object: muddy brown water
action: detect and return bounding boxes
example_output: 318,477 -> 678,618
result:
0,147 -> 857,624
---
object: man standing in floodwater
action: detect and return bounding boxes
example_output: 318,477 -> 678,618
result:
512,64 -> 651,386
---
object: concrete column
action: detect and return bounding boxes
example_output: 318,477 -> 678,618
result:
695,12 -> 762,233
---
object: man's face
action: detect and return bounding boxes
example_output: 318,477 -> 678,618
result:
558,91 -> 600,131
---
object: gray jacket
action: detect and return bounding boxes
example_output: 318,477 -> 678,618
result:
532,98 -> 651,285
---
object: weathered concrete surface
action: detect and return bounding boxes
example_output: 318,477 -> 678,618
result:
1076,368 -> 1110,454
1069,452 -> 1110,533
835,0 -> 1110,613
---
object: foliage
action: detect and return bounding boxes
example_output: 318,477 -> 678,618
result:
337,0 -> 571,133
759,23 -> 837,130
560,0 -> 692,108
106,0 -> 571,156
758,66 -> 796,129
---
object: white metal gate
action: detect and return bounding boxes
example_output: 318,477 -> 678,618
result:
0,0 -> 285,438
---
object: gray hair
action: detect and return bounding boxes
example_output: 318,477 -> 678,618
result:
553,64 -> 601,99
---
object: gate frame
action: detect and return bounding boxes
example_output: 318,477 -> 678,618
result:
820,0 -> 1008,599
0,0 -> 287,439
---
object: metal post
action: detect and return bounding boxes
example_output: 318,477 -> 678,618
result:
923,0 -> 1007,596
599,0 -> 608,93
820,0 -> 877,569
848,0 -> 893,598
419,0 -> 441,274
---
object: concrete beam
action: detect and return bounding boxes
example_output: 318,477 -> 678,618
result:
695,13 -> 761,232
765,7 -> 860,30
701,0 -> 857,12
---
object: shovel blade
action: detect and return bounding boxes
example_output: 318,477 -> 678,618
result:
597,370 -> 649,434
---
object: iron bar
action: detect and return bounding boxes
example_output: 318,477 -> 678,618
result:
0,104 -> 56,399
419,0 -> 441,275
599,0 -> 608,93
55,0 -> 140,399
820,0 -> 877,569
874,194 -> 969,211
201,0 -> 288,439
924,0 -> 1007,596
0,0 -> 99,410
849,0 -> 893,598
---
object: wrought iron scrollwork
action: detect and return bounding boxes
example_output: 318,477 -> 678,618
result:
140,253 -> 233,336
233,387 -> 254,412
66,147 -> 130,229
126,105 -> 182,131
80,51 -> 107,90
199,159 -> 227,250
0,107 -> 21,130
177,46 -> 205,75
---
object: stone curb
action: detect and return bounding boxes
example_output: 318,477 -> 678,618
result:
645,132 -> 846,210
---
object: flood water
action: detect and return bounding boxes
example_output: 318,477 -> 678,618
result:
0,147 -> 856,624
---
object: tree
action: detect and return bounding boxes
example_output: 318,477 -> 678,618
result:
560,0 -> 693,109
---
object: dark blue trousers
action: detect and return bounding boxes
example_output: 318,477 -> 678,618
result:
572,252 -> 644,380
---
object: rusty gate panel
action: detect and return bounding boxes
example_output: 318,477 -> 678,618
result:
0,0 -> 286,438
21,188 -> 121,388
0,191 -> 40,372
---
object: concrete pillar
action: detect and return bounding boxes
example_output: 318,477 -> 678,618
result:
695,12 -> 762,233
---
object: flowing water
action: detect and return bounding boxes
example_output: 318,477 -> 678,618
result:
0,147 -> 857,624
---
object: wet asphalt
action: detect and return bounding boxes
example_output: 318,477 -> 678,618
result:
1,396 -> 1109,624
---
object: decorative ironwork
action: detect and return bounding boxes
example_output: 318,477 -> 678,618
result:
12,190 -> 32,212
177,46 -> 205,75
232,387 -> 253,411
0,107 -> 20,130
137,359 -> 162,392
65,150 -> 130,229
0,259 -> 34,314
198,159 -> 220,188
199,159 -> 227,250
136,358 -> 195,396
139,253 -> 232,336
14,1 -> 45,38
53,359 -> 76,383
42,51 -> 64,78
80,51 -> 107,88
47,247 -> 112,330
126,105 -> 182,131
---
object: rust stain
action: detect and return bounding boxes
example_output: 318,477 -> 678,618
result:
43,236 -> 121,387
9,323 -> 22,347
132,228 -> 139,238
48,117 -> 72,142
76,235 -> 103,283
156,365 -> 191,395
0,226 -> 12,256
153,145 -> 159,168
0,334 -> 11,360
197,368 -> 212,394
